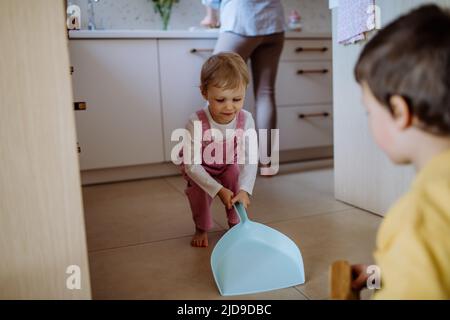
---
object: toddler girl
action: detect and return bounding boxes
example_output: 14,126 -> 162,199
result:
180,52 -> 257,247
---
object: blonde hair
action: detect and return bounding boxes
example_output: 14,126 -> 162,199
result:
200,52 -> 249,95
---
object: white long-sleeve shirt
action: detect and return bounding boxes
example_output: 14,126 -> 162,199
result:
183,107 -> 257,198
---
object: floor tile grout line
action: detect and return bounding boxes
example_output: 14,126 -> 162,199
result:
162,178 -> 229,230
253,206 -> 365,227
157,173 -> 366,228
297,287 -> 315,300
87,207 -> 374,254
211,207 -> 350,230
293,286 -> 311,300
88,229 -> 227,254
335,200 -> 384,218
162,178 -> 232,230
162,177 -> 187,197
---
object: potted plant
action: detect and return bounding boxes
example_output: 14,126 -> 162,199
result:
151,0 -> 179,30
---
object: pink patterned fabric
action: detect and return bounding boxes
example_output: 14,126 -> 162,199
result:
338,0 -> 376,44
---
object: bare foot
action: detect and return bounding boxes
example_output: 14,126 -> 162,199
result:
191,228 -> 208,247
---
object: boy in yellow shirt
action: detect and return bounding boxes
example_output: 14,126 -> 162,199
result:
350,4 -> 450,299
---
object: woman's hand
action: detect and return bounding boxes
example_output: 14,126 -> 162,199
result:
231,190 -> 250,209
351,264 -> 369,291
218,187 -> 234,210
200,6 -> 219,28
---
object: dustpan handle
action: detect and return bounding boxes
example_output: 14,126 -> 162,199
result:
233,202 -> 249,223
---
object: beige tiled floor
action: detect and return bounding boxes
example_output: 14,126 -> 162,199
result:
83,168 -> 382,300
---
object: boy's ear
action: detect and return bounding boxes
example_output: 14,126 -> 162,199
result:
389,95 -> 413,130
200,86 -> 208,100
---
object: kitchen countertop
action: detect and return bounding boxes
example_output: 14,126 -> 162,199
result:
68,29 -> 331,39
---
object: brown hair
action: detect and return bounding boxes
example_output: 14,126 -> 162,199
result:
200,52 -> 250,95
355,4 -> 450,135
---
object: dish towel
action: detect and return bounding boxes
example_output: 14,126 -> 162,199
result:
337,0 -> 376,45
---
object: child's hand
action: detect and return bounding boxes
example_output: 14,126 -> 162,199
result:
351,264 -> 369,291
200,7 -> 219,28
218,187 -> 234,210
200,15 -> 219,28
231,190 -> 250,209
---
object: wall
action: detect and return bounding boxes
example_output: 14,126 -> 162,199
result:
68,0 -> 331,33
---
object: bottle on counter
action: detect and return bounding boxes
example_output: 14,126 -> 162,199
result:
287,9 -> 302,32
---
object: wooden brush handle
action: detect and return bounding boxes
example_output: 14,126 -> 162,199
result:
330,260 -> 360,300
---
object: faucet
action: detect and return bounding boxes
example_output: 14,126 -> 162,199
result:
87,0 -> 100,30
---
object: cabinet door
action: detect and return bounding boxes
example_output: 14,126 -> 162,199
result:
276,61 -> 332,106
69,40 -> 164,170
278,105 -> 333,151
331,1 -> 436,215
159,39 -> 255,161
1,0 -> 90,299
280,39 -> 332,61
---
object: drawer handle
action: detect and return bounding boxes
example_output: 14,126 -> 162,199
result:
298,112 -> 330,119
295,47 -> 328,52
297,69 -> 329,75
190,48 -> 214,53
74,102 -> 87,111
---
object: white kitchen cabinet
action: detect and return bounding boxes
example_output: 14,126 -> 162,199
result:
158,39 -> 255,161
276,39 -> 333,152
159,38 -> 332,160
276,61 -> 332,106
278,105 -> 333,150
69,39 -> 164,170
280,39 -> 332,61
331,1 -> 440,215
158,39 -> 216,162
68,33 -> 332,179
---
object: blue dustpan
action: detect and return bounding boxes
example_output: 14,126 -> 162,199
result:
211,202 -> 305,296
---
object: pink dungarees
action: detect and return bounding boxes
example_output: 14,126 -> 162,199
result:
181,109 -> 246,231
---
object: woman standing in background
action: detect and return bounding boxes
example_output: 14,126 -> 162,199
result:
201,0 -> 285,171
